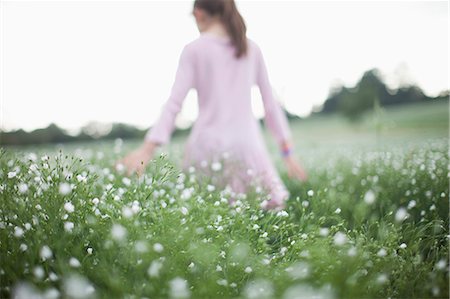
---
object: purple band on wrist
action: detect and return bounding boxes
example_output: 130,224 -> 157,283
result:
282,147 -> 292,157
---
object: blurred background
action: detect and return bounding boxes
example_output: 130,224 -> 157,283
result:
1,0 -> 448,150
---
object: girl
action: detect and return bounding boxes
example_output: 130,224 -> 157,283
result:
117,0 -> 308,211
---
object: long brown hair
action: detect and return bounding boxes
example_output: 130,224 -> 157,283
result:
194,0 -> 247,58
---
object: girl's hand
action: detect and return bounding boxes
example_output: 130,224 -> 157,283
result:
283,155 -> 308,182
115,141 -> 156,176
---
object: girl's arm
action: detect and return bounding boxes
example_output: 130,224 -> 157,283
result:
255,44 -> 308,182
117,45 -> 195,175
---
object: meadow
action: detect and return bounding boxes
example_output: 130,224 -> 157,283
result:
1,100 -> 448,298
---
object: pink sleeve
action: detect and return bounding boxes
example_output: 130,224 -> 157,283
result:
144,45 -> 195,145
255,45 -> 292,147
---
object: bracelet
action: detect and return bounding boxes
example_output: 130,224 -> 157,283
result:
281,147 -> 292,157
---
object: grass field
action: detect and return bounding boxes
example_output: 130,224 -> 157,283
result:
1,100 -> 448,298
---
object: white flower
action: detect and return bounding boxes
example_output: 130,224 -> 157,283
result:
169,277 -> 190,299
122,177 -> 131,186
122,206 -> 133,218
301,201 -> 309,208
377,248 -> 387,257
216,265 -> 223,272
407,200 -> 416,209
347,246 -> 357,257
76,174 -> 87,183
40,245 -> 53,260
435,259 -> 447,270
69,257 -> 81,268
335,207 -> 341,214
153,243 -> 164,253
376,273 -> 388,284
111,224 -> 127,241
363,190 -> 376,204
18,183 -> 28,194
395,207 -> 408,222
33,266 -> 45,280
64,222 -> 74,232
319,227 -> 329,237
147,260 -> 163,277
285,261 -> 310,279
19,243 -> 28,252
211,162 -> 222,172
243,278 -> 274,299
8,171 -> 17,179
307,190 -> 314,196
86,247 -> 93,255
92,197 -> 100,205
207,185 -> 215,192
59,183 -> 72,195
180,206 -> 188,215
399,243 -> 407,249
333,231 -> 347,246
14,226 -> 24,238
64,202 -> 75,213
244,266 -> 253,273
63,274 -> 95,299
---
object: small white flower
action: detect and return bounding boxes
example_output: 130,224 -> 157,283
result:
64,221 -> 74,232
33,266 -> 45,280
92,197 -> 100,205
122,177 -> 131,186
399,243 -> 407,249
169,277 -> 190,299
111,224 -> 127,241
64,202 -> 75,213
335,207 -> 341,214
333,231 -> 347,246
19,243 -> 28,252
18,183 -> 28,194
376,273 -> 388,284
69,257 -> 81,268
244,266 -> 253,273
435,259 -> 447,270
86,247 -> 93,255
395,207 -> 408,222
377,248 -> 387,257
180,206 -> 188,216
147,260 -> 163,277
319,227 -> 329,237
14,226 -> 24,238
302,200 -> 309,208
307,190 -> 314,196
59,182 -> 72,195
122,206 -> 133,218
153,243 -> 164,253
407,200 -> 416,209
40,245 -> 53,260
347,246 -> 357,257
216,265 -> 223,272
363,190 -> 376,204
211,162 -> 222,172
8,171 -> 17,179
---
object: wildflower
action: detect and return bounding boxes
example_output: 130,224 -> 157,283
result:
211,162 -> 222,172
40,245 -> 53,261
376,273 -> 388,284
307,189 -> 314,196
64,202 -> 75,213
399,243 -> 407,249
86,247 -> 93,255
111,224 -> 127,241
395,207 -> 408,222
153,243 -> 164,253
333,231 -> 347,246
347,246 -> 357,257
363,190 -> 376,204
18,183 -> 28,194
335,207 -> 341,214
169,277 -> 191,299
319,227 -> 329,237
377,248 -> 387,257
14,226 -> 24,238
244,266 -> 253,273
7,171 -> 16,178
92,197 -> 100,205
243,278 -> 274,299
435,259 -> 447,271
407,200 -> 416,209
19,243 -> 28,252
69,257 -> 81,268
122,177 -> 131,186
59,183 -> 72,195
33,266 -> 45,280
63,274 -> 95,298
64,222 -> 74,232
180,206 -> 188,215
147,260 -> 163,277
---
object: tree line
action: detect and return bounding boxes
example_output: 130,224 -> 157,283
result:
1,68 -> 448,146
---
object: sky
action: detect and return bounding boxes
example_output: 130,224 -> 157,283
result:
1,0 -> 448,133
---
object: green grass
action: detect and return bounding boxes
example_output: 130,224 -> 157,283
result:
0,101 -> 448,298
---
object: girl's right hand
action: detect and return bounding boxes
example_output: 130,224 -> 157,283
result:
283,155 -> 308,182
115,141 -> 156,176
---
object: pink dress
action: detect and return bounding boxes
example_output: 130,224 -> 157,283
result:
145,32 -> 292,206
